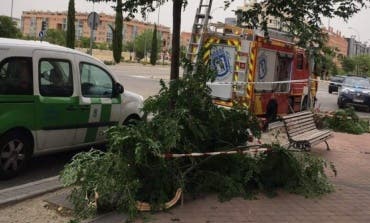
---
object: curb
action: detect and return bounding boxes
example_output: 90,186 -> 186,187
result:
0,175 -> 62,208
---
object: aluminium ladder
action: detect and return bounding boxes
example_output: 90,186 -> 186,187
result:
185,0 -> 213,75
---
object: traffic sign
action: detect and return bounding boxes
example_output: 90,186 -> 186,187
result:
88,12 -> 100,30
39,31 -> 44,38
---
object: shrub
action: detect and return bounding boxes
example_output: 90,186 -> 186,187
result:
315,108 -> 369,134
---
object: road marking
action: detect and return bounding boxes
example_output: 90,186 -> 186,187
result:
132,75 -> 150,79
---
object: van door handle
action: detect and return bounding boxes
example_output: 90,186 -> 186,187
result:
66,105 -> 78,111
79,105 -> 90,111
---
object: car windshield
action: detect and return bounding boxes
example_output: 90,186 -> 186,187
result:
343,77 -> 370,89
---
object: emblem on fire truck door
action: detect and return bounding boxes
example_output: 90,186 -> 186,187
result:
258,53 -> 267,80
210,45 -> 234,81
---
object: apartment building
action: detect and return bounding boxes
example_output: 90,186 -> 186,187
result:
21,11 -> 171,49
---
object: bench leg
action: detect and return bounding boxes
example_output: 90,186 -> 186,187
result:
324,140 -> 330,151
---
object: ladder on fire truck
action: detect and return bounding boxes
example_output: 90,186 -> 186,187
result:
185,0 -> 213,75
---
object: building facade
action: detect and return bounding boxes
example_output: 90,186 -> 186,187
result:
180,31 -> 191,47
21,11 -> 171,49
237,0 -> 288,31
346,37 -> 370,57
322,27 -> 348,67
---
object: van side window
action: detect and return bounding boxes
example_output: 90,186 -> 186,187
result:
0,57 -> 33,95
80,63 -> 113,98
297,54 -> 304,70
39,59 -> 73,97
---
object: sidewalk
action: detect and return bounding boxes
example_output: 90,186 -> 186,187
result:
0,132 -> 369,223
135,132 -> 370,223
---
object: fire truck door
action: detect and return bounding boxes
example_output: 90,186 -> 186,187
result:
208,44 -> 236,100
255,49 -> 277,92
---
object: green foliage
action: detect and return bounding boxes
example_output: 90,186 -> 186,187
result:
78,37 -> 90,48
0,16 -> 22,38
61,150 -> 140,219
324,107 -> 370,134
111,0 -> 123,63
66,0 -> 75,49
258,145 -> 335,197
150,24 -> 158,65
341,56 -> 356,74
235,0 -> 369,49
45,29 -> 66,46
134,29 -> 162,61
123,40 -> 134,52
61,59 -> 335,219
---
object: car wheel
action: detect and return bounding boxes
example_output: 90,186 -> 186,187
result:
0,131 -> 32,180
328,88 -> 332,94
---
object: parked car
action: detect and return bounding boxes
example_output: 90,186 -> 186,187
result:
337,76 -> 370,110
328,76 -> 345,94
0,38 -> 144,179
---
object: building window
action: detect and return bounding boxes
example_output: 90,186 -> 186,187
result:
30,17 -> 36,36
62,18 -> 67,31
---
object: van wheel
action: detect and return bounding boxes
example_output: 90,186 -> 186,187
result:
0,131 -> 32,180
123,115 -> 141,126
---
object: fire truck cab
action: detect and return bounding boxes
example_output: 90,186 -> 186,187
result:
204,24 -> 316,116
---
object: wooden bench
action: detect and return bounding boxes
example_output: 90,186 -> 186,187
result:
282,111 -> 333,151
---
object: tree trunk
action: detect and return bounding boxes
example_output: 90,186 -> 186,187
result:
170,0 -> 182,80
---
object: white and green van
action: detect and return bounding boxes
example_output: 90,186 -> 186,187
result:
0,38 -> 144,179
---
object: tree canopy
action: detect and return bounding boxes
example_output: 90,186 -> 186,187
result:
45,29 -> 66,46
341,55 -> 370,76
0,16 -> 22,39
235,0 -> 370,48
66,0 -> 75,49
134,29 -> 161,61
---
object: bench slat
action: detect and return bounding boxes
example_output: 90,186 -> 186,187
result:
289,125 -> 317,137
292,129 -> 332,142
288,124 -> 317,136
283,114 -> 314,123
286,119 -> 316,130
310,134 -> 333,146
282,111 -> 312,119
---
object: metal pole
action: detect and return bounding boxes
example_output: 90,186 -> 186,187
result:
89,16 -> 95,55
307,48 -> 315,110
144,14 -> 147,62
157,4 -> 160,25
10,0 -> 14,19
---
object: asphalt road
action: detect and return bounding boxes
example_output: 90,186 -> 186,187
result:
316,82 -> 370,119
1,64 -> 369,189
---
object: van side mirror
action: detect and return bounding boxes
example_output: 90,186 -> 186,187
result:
114,82 -> 124,96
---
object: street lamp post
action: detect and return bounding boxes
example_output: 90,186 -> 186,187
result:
10,0 -> 14,20
348,27 -> 362,75
144,14 -> 147,62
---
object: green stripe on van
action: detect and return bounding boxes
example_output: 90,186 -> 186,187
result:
84,103 -> 112,143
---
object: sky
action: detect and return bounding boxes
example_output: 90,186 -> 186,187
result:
1,0 -> 370,43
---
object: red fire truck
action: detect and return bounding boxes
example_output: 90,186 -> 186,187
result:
197,24 -> 316,116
